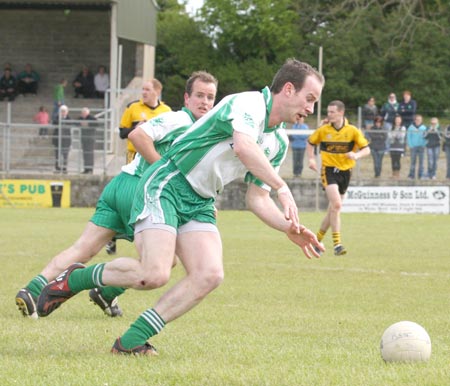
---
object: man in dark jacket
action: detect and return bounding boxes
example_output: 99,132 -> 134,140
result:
52,105 -> 71,173
0,68 -> 17,101
398,90 -> 417,128
367,116 -> 387,178
79,107 -> 97,174
73,66 -> 95,98
380,93 -> 398,130
424,117 -> 441,179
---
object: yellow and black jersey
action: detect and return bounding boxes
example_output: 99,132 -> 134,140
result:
308,119 -> 369,171
120,99 -> 171,153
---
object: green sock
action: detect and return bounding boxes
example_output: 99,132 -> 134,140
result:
68,263 -> 105,293
26,274 -> 48,298
99,286 -> 126,302
120,308 -> 165,349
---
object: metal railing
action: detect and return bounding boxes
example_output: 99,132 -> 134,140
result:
0,104 -> 113,175
1,100 -> 449,182
0,79 -> 147,175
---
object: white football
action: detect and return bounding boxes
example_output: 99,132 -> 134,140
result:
380,321 -> 431,362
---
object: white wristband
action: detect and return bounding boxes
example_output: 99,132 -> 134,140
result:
277,185 -> 289,195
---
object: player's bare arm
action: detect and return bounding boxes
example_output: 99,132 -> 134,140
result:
128,124 -> 161,164
306,142 -> 318,172
285,226 -> 324,259
346,146 -> 370,160
245,183 -> 324,258
233,131 -> 300,231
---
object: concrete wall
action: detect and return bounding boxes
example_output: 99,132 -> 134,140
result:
0,9 -> 136,93
0,9 -> 109,92
3,174 -> 448,211
5,174 -> 328,210
216,179 -> 328,211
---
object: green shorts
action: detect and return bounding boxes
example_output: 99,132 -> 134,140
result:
90,172 -> 140,241
130,158 -> 216,230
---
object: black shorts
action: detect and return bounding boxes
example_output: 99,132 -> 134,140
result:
321,166 -> 351,195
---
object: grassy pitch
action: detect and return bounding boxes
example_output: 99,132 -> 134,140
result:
1,208 -> 450,386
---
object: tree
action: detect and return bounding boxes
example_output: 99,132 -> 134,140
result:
297,0 -> 450,114
155,0 -> 216,109
155,0 -> 449,116
196,0 -> 301,99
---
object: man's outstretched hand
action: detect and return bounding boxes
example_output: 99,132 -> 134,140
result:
286,223 -> 325,258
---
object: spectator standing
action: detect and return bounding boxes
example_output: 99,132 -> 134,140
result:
406,114 -> 427,180
424,117 -> 441,180
388,115 -> 406,178
119,78 -> 171,163
290,117 -> 309,177
367,116 -> 387,178
52,78 -> 67,122
79,107 -> 97,174
362,96 -> 378,130
73,66 -> 95,98
307,100 -> 370,256
34,106 -> 50,137
380,93 -> 399,130
398,90 -> 417,128
0,68 -> 17,101
17,63 -> 40,95
94,65 -> 109,99
443,125 -> 450,180
52,105 -> 71,174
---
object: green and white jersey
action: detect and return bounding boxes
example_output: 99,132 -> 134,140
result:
121,108 -> 195,178
245,129 -> 288,191
166,86 -> 285,198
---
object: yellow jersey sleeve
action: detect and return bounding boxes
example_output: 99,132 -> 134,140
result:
311,123 -> 368,171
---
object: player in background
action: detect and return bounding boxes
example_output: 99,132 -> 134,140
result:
15,71 -> 218,319
38,59 -> 326,356
306,100 -> 370,256
119,78 -> 171,163
106,78 -> 172,256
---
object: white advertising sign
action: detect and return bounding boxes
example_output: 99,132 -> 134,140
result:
342,186 -> 449,214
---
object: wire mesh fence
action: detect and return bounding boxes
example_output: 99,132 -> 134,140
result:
0,106 -> 113,175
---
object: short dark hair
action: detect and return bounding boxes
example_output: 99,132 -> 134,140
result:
374,115 -> 384,122
328,100 -> 345,112
270,58 -> 324,94
185,71 -> 218,96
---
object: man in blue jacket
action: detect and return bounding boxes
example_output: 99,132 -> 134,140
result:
406,114 -> 427,179
290,116 -> 310,176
